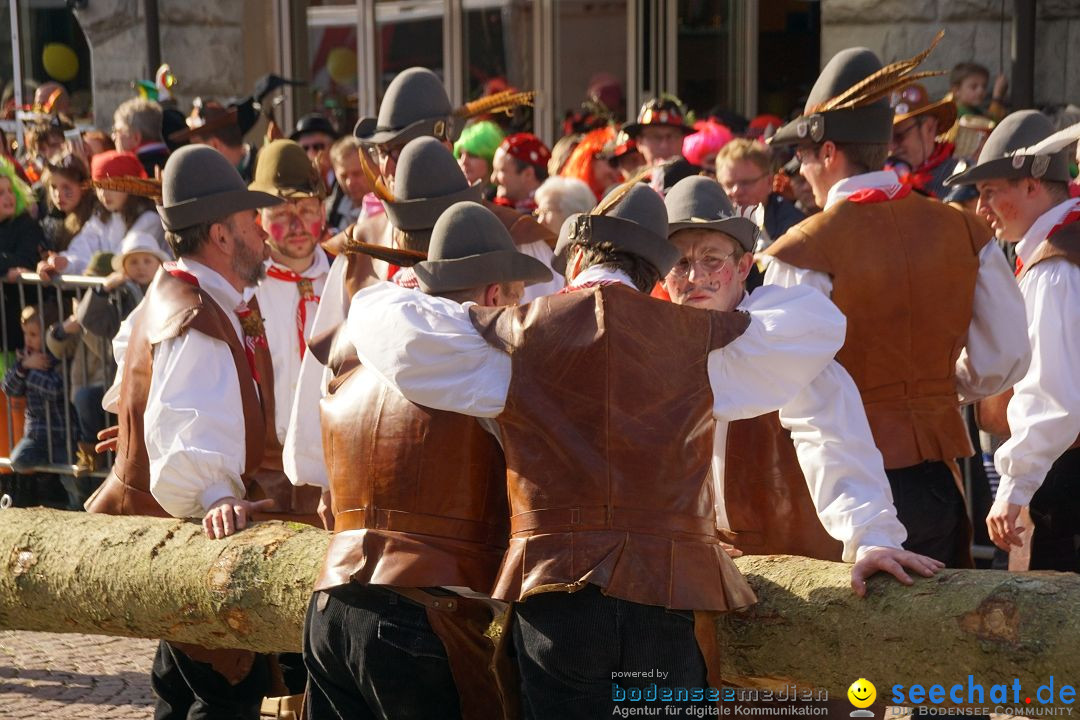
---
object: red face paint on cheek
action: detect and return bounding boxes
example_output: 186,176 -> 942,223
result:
267,220 -> 289,243
993,199 -> 1020,222
306,220 -> 323,239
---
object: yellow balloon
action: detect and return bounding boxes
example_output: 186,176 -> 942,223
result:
326,47 -> 357,86
42,43 -> 79,82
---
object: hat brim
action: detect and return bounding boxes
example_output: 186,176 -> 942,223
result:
382,181 -> 484,231
344,240 -> 427,267
893,98 -> 957,136
246,179 -> 323,200
553,214 -> 680,277
770,106 -> 894,147
622,122 -> 694,138
944,154 -> 1075,186
413,249 -> 553,294
668,216 -> 759,254
354,115 -> 461,146
158,188 -> 283,231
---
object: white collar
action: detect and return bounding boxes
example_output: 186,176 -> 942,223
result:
569,264 -> 635,289
1016,197 -> 1080,265
176,257 -> 244,315
824,170 -> 903,211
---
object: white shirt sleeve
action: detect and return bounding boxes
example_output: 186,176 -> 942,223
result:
955,242 -> 1031,404
994,258 -> 1080,507
346,281 -> 511,417
762,256 -> 834,296
102,302 -> 142,414
61,217 -> 105,276
778,361 -> 907,561
517,239 -> 566,303
282,254 -> 345,489
709,284 -> 846,421
146,330 -> 248,518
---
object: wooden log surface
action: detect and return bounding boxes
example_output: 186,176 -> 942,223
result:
3,508 -> 1078,700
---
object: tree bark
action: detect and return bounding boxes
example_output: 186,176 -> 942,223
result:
3,509 -> 1079,699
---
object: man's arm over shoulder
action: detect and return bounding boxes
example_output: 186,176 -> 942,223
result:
709,284 -> 845,421
146,330 -> 248,519
955,241 -> 1030,403
346,281 -> 511,417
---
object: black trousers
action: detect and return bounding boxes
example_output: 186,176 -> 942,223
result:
303,584 -> 461,720
887,460 -> 973,568
1028,447 -> 1080,572
151,640 -> 269,720
512,584 -> 710,720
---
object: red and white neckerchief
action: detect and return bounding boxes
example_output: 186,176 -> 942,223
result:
846,182 -> 913,205
392,266 -> 420,289
265,265 -> 321,360
1020,206 -> 1080,277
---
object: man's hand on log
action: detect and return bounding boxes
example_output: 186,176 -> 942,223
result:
850,546 -> 944,598
318,490 -> 334,531
202,497 -> 277,539
986,498 -> 1026,552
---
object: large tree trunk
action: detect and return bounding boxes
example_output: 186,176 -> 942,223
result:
3,508 -> 1079,699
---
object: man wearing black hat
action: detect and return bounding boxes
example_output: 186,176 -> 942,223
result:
624,97 -> 694,167
292,112 -> 339,196
84,144 -> 285,717
764,44 -> 1030,569
945,111 -> 1080,572
662,176 -> 942,596
304,200 -> 551,720
344,182 -> 848,716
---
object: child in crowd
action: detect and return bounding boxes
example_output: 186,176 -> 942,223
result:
0,303 -> 72,508
950,62 -> 1007,121
40,153 -> 98,253
37,151 -> 165,279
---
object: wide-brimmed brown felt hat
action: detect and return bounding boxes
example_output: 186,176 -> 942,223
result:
665,176 -> 758,253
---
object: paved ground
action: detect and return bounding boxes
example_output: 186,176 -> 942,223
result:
0,630 -> 156,719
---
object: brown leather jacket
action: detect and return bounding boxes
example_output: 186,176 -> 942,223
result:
767,191 -> 992,469
722,412 -> 842,560
469,283 -> 757,612
315,336 -> 509,593
976,218 -> 1080,452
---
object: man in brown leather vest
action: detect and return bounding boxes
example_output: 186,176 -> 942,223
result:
304,200 -> 551,720
345,185 -> 848,717
84,145 -> 284,718
945,111 -> 1080,571
284,66 -> 561,494
662,176 -> 942,596
765,44 -> 1029,569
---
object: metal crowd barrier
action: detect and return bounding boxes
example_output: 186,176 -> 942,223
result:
0,272 -> 120,479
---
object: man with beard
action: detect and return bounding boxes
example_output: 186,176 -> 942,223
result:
763,42 -> 1030,569
944,111 -> 1080,572
886,83 -> 959,199
244,140 -> 330,528
661,176 -> 941,596
85,145 -> 286,717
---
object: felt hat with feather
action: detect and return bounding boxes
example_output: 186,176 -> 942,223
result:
354,66 -> 535,148
381,137 -> 484,247
553,177 -> 678,277
412,201 -> 553,294
771,32 -> 945,147
945,110 -> 1075,186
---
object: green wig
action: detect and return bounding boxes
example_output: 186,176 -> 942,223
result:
0,156 -> 33,218
453,120 -> 505,170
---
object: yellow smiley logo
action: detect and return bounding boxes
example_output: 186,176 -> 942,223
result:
848,678 -> 877,709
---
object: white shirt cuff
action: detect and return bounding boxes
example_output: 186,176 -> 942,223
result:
199,482 -> 241,514
996,474 -> 1038,508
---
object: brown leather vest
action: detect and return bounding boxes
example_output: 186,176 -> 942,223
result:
342,201 -> 557,298
469,284 -> 757,612
314,334 -> 509,593
767,192 -> 992,469
722,413 -> 843,560
976,220 -> 1080,451
85,270 -> 320,523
